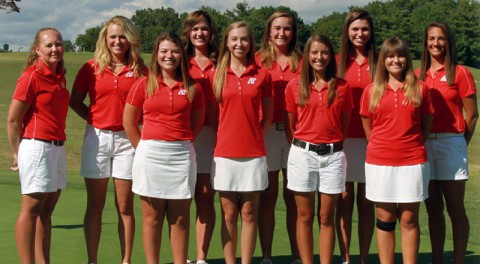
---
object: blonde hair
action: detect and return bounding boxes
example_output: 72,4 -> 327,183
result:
369,37 -> 421,112
257,11 -> 302,72
146,32 -> 195,101
24,28 -> 65,73
299,34 -> 337,107
213,21 -> 256,103
93,16 -> 145,77
181,10 -> 219,65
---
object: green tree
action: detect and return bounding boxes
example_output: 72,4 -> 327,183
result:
75,25 -> 101,52
63,40 -> 75,52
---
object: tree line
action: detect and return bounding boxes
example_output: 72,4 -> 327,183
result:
75,0 -> 480,68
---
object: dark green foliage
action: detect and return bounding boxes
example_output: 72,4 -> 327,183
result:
75,25 -> 101,52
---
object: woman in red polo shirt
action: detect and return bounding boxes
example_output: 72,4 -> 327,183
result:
255,11 -> 302,264
211,21 -> 273,264
7,28 -> 69,264
69,16 -> 147,264
335,9 -> 377,264
123,32 -> 205,264
181,10 -> 218,264
360,37 -> 433,263
285,34 -> 353,264
416,21 -> 478,264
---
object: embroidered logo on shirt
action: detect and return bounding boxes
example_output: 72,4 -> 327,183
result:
126,71 -> 134,77
440,75 -> 447,82
247,77 -> 257,84
178,89 -> 187,95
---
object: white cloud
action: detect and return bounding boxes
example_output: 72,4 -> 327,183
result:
0,0 -> 371,51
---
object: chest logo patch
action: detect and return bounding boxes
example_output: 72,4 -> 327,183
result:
247,77 -> 257,84
178,89 -> 187,95
126,71 -> 134,77
440,75 -> 447,82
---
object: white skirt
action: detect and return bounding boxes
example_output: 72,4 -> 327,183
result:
132,139 -> 196,199
211,157 -> 268,192
365,162 -> 429,203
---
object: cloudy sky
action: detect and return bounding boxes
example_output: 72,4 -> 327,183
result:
0,0 -> 371,51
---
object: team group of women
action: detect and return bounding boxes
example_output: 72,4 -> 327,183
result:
7,7 -> 477,264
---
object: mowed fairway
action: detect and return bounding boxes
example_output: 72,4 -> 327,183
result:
0,52 -> 479,263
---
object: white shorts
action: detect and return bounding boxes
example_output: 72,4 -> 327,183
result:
426,134 -> 468,181
287,144 -> 346,194
193,126 -> 215,174
211,157 -> 268,192
18,139 -> 67,194
365,162 -> 429,203
264,124 -> 290,171
132,140 -> 196,199
80,124 -> 135,180
344,138 -> 367,183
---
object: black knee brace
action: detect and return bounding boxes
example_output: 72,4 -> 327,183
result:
376,219 -> 396,231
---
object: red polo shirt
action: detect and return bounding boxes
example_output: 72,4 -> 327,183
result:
255,53 -> 302,123
73,60 -> 147,131
127,76 -> 205,141
13,60 -> 69,141
189,57 -> 216,125
359,82 -> 434,166
343,56 -> 373,138
414,65 -> 476,133
213,64 -> 273,157
285,77 -> 353,144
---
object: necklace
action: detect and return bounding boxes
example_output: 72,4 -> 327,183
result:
110,62 -> 126,67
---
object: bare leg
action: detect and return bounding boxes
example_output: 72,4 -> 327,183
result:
425,180 -> 446,263
35,191 -> 61,264
336,182 -> 354,263
113,178 -> 135,264
83,178 -> 109,264
140,196 -> 166,264
357,183 -> 374,263
282,169 -> 300,260
239,192 -> 260,264
167,199 -> 192,264
220,192 -> 240,264
398,203 -> 420,264
195,173 -> 215,261
294,192 -> 315,264
319,192 -> 339,264
375,203 -> 397,264
258,171 -> 279,260
16,193 -> 48,264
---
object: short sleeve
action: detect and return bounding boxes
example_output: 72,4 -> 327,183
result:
73,62 -> 95,93
13,70 -> 36,104
126,77 -> 147,108
359,84 -> 373,118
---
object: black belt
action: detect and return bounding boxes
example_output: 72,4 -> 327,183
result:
292,138 -> 343,155
23,138 -> 65,146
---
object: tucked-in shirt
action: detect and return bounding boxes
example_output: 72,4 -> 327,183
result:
13,60 -> 69,141
73,60 -> 147,131
414,65 -> 476,133
255,53 -> 302,123
285,77 -> 353,144
213,64 -> 273,157
127,76 -> 205,141
359,82 -> 434,166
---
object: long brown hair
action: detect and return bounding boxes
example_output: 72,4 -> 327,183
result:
181,10 -> 219,65
337,9 -> 377,80
146,32 -> 195,101
93,15 -> 145,77
299,34 -> 337,107
257,11 -> 302,72
213,21 -> 256,103
369,37 -> 420,112
418,21 -> 456,86
24,28 -> 65,73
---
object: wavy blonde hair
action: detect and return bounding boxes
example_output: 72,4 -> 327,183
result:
369,37 -> 421,112
213,21 -> 256,103
93,16 -> 145,77
146,32 -> 195,102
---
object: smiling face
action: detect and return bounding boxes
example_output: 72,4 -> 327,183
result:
35,29 -> 64,70
157,39 -> 181,75
106,23 -> 130,61
308,40 -> 331,75
348,19 -> 371,51
227,26 -> 251,61
189,19 -> 211,50
269,16 -> 293,50
385,53 -> 407,79
427,26 -> 447,60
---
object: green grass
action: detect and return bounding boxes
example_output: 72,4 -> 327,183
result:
0,52 -> 479,263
